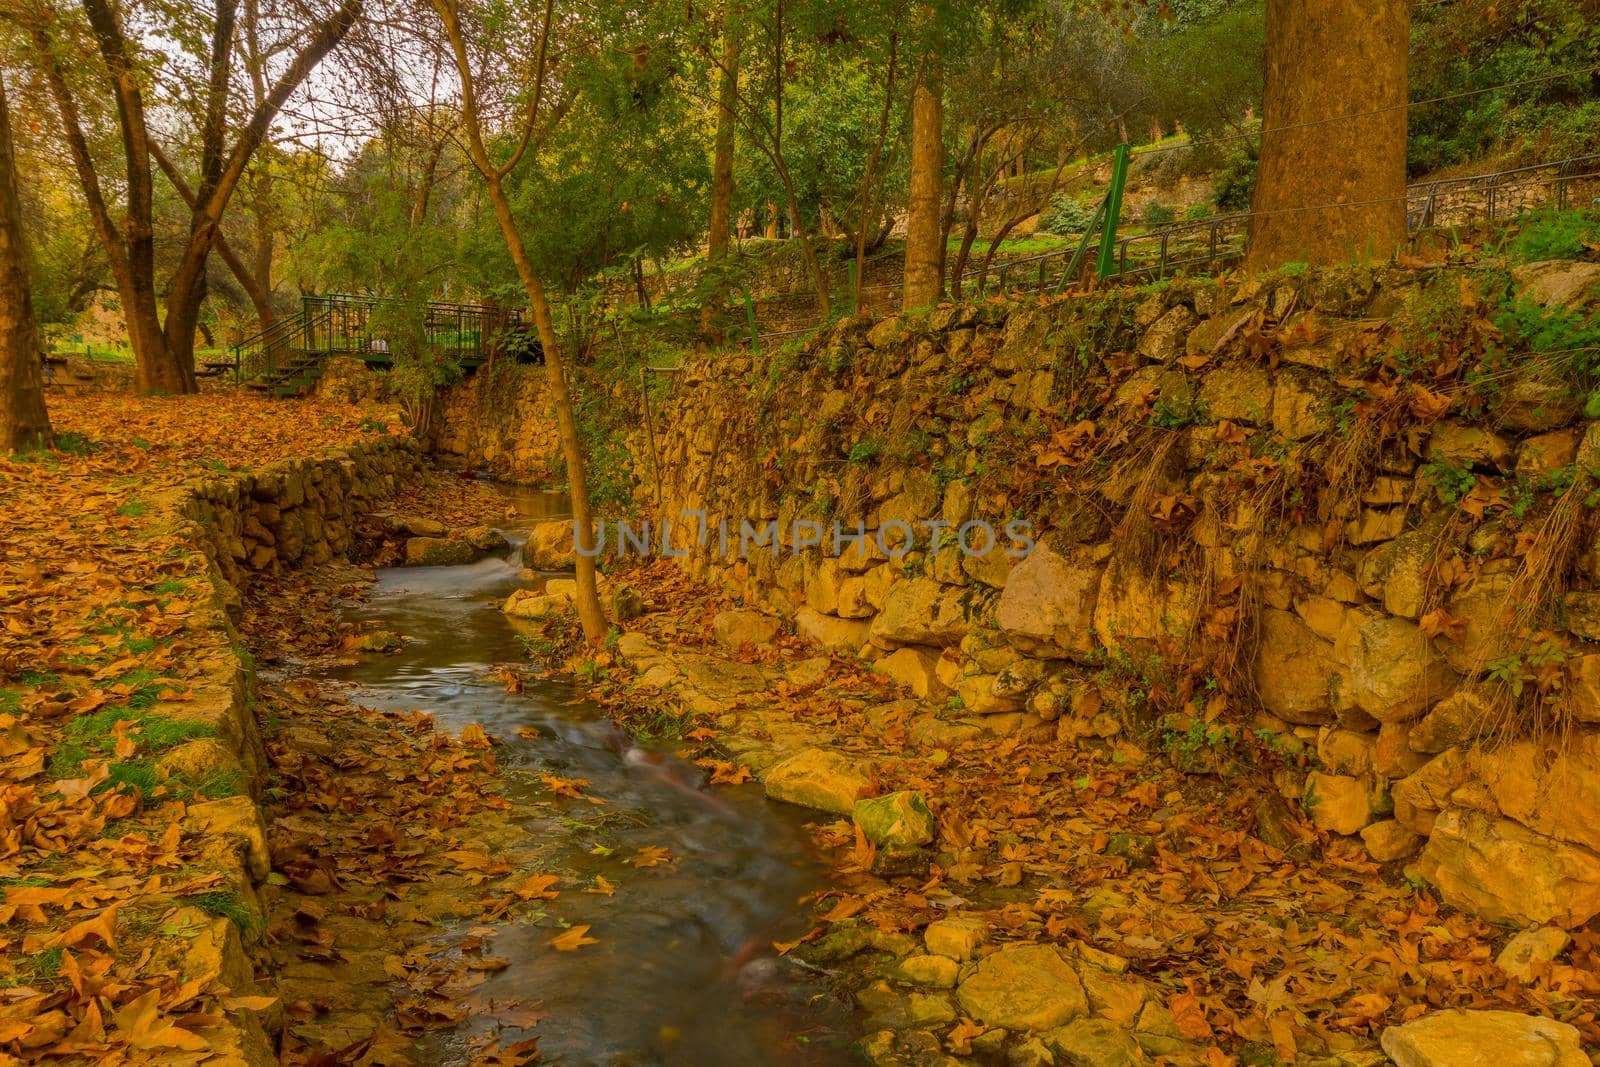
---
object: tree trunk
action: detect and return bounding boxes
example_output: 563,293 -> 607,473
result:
701,28 -> 738,339
486,176 -> 609,643
250,171 -> 276,329
0,80 -> 51,452
1245,0 -> 1410,271
902,73 -> 943,309
431,0 -> 608,645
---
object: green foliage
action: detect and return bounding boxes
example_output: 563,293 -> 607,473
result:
1042,193 -> 1100,237
1142,202 -> 1177,228
1408,0 -> 1600,173
1493,294 -> 1600,399
1391,274 -> 1488,376
1150,395 -> 1207,428
49,705 -> 214,780
1422,460 -> 1476,504
180,891 -> 259,934
1212,146 -> 1258,213
1508,208 -> 1600,263
848,438 -> 884,466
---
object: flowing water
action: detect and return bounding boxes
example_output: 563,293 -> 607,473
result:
328,488 -> 857,1066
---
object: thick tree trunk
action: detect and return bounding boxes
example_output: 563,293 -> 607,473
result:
902,74 -> 944,309
1244,0 -> 1410,271
0,81 -> 51,452
701,29 -> 738,339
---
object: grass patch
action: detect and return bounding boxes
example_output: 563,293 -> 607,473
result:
116,497 -> 149,518
180,891 -> 259,934
106,760 -> 161,795
48,707 -> 215,780
4,948 -> 63,988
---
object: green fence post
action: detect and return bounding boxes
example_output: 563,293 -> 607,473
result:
1096,143 -> 1132,280
847,259 -> 859,316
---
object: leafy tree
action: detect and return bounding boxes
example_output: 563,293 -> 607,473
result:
14,0 -> 362,393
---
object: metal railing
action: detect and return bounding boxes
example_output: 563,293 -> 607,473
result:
958,151 -> 1600,299
230,294 -> 525,386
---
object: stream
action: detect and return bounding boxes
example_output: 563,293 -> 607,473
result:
327,487 -> 858,1066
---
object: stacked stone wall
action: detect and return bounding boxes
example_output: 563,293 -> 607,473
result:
636,260 -> 1600,928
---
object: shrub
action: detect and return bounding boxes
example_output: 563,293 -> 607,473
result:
1143,203 -> 1178,228
1213,147 -> 1258,212
1042,194 -> 1099,236
1185,204 -> 1213,221
1509,208 -> 1600,264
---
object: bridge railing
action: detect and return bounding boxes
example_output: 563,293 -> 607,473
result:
230,294 -> 526,386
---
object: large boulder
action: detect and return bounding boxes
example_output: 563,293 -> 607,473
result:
1136,306 -> 1198,363
1092,554 -> 1201,651
404,536 -> 479,567
1470,734 -> 1600,855
503,589 -> 569,620
712,609 -> 781,648
870,578 -> 967,647
1409,689 -> 1491,753
795,607 -> 872,651
993,544 -> 1103,659
924,916 -> 988,961
853,791 -> 935,848
1253,609 -> 1339,724
521,520 -> 576,570
1197,365 -> 1274,426
1381,1009 -> 1588,1067
762,748 -> 871,814
873,646 -> 949,700
1439,572 -> 1517,673
955,944 -> 1088,1031
1497,927 -> 1571,982
1302,771 -> 1381,835
461,525 -> 510,554
1566,654 -> 1600,723
1412,809 -> 1600,928
1499,372 -> 1580,433
1427,421 -> 1513,472
1511,259 -> 1600,308
1043,1018 -> 1147,1067
1349,616 -> 1458,722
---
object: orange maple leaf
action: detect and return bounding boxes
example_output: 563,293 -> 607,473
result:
549,925 -> 598,952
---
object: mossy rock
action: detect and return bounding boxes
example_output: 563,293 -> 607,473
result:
853,790 -> 934,848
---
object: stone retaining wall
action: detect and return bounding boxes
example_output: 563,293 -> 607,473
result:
143,436 -> 424,1063
435,361 -> 559,482
636,259 -> 1600,929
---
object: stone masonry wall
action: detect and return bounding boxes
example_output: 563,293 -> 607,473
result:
635,259 -> 1600,931
141,435 -> 424,1063
435,361 -> 560,483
